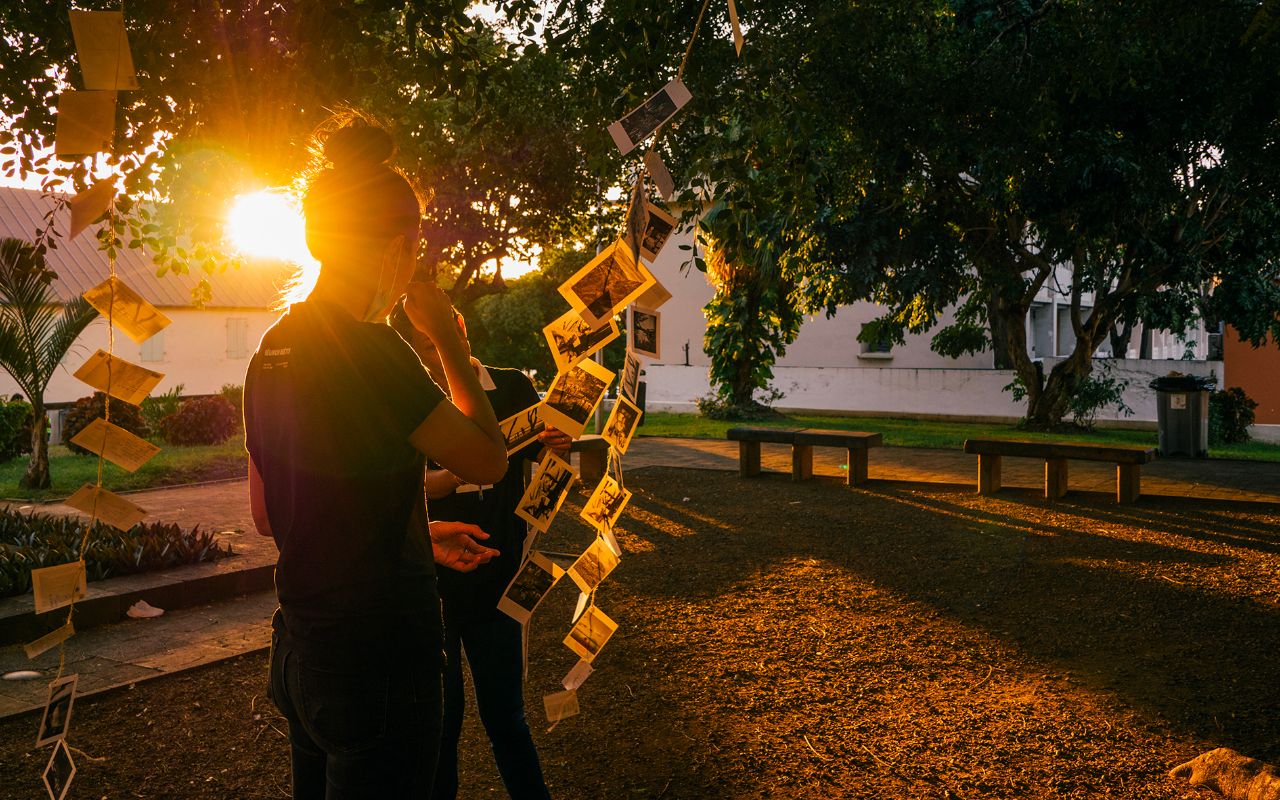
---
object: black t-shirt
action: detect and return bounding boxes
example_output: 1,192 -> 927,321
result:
244,300 -> 446,671
430,366 -> 541,626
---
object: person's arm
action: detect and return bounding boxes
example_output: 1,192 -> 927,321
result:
248,458 -> 273,538
403,282 -> 506,485
429,520 -> 499,572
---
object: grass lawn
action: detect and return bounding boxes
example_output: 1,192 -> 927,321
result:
0,439 -> 248,502
637,411 -> 1280,462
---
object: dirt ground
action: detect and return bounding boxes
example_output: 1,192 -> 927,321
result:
1,465 -> 1277,799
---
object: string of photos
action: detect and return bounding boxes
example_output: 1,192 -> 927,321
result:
494,0 -> 744,726
23,10 -> 170,800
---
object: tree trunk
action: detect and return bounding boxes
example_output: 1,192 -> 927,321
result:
1110,320 -> 1134,359
987,292 -> 1045,417
20,405 -> 49,490
730,285 -> 761,408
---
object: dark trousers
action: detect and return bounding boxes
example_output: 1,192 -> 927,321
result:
432,612 -> 551,800
269,632 -> 443,799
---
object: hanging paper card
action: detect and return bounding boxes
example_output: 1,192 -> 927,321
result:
64,483 -> 145,532
580,474 -> 633,534
497,551 -> 564,624
514,452 -> 578,534
31,562 -> 87,615
540,358 -> 615,440
558,241 -> 656,330
35,674 -> 78,748
567,537 -> 622,595
42,738 -> 76,800
639,202 -> 677,263
619,352 -> 642,402
543,309 -> 620,373
68,181 -> 115,240
602,394 -> 644,455
629,307 -> 661,360
543,689 -> 580,723
562,660 -> 594,691
645,151 -> 677,201
54,91 -> 117,157
70,417 -> 160,472
69,10 -> 139,91
563,604 -> 618,663
24,622 -> 74,660
728,0 -> 745,56
636,279 -> 672,312
73,350 -> 164,406
607,78 -> 693,156
81,275 -> 172,344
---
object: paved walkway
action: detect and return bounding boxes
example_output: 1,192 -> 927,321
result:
1,437 -> 1277,718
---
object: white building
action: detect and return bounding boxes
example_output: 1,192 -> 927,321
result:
642,227 -> 1217,424
0,187 -> 287,410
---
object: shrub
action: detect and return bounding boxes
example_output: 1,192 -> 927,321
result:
0,399 -> 33,463
140,383 -> 184,431
160,395 -> 239,446
63,393 -> 151,455
1209,387 -> 1257,445
0,506 -> 232,599
219,384 -> 244,431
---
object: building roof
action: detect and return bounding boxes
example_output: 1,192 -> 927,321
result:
0,186 -> 292,309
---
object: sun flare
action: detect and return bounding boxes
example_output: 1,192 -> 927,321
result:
227,190 -> 316,267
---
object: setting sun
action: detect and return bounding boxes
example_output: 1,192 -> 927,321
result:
227,190 -> 316,267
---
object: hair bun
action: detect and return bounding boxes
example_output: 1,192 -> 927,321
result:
324,123 -> 395,169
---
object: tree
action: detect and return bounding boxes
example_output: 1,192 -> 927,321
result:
542,0 -> 1280,426
0,239 -> 98,489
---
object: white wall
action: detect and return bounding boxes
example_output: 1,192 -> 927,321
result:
645,358 -> 1222,424
0,308 -> 281,406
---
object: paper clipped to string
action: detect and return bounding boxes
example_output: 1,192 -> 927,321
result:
54,91 -> 117,157
69,10 -> 139,91
563,604 -> 618,664
645,151 -> 677,201
562,660 -> 594,691
43,738 -> 76,800
70,417 -> 161,473
728,0 -> 745,56
73,350 -> 164,407
31,561 -> 87,615
543,689 -> 580,723
558,240 -> 656,330
82,275 -> 172,344
64,483 -> 146,532
608,78 -> 693,156
514,452 -> 579,534
543,309 -> 620,373
68,181 -> 115,240
567,536 -> 621,595
539,358 -> 616,440
24,622 -> 74,660
35,674 -> 78,748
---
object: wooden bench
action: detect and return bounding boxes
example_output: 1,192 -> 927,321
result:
726,427 -> 882,485
962,439 -> 1157,504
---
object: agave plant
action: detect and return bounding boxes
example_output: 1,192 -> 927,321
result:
0,238 -> 99,488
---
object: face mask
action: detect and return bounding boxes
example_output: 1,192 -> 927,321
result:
363,234 -> 410,322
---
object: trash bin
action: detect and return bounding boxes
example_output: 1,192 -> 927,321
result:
1150,374 -> 1215,458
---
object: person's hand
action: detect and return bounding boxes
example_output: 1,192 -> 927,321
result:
403,281 -> 461,345
429,520 -> 499,573
538,426 -> 573,458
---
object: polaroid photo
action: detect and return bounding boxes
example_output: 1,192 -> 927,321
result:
42,738 -> 76,800
567,537 -> 622,595
608,77 -> 693,156
54,90 -> 117,158
543,309 -> 620,373
602,394 -> 644,455
543,689 -> 580,723
558,241 -> 657,330
81,275 -> 172,345
540,358 -> 615,439
645,150 -> 677,201
497,551 -> 564,624
563,604 -> 618,664
619,352 -> 642,402
629,307 -> 661,361
580,474 -> 633,534
499,403 -> 546,456
31,561 -> 87,615
639,203 -> 677,264
69,10 -> 139,91
35,674 -> 78,748
514,452 -> 578,533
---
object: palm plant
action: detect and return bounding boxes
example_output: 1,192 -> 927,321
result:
0,238 -> 99,489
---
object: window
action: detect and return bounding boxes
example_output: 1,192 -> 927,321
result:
140,331 -> 165,363
226,318 -> 249,359
858,324 -> 893,358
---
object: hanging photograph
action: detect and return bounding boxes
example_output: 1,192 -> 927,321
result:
580,474 -> 633,534
567,536 -> 622,595
639,203 -> 677,263
543,309 -> 621,372
619,352 -> 642,402
629,308 -> 661,360
499,403 -> 546,456
42,739 -> 76,800
558,241 -> 656,330
540,358 -> 615,439
497,551 -> 565,624
607,77 -> 693,155
602,394 -> 644,455
514,452 -> 578,533
35,674 -> 78,748
563,603 -> 618,663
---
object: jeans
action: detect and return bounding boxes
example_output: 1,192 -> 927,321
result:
432,612 -> 550,800
269,632 -> 443,799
